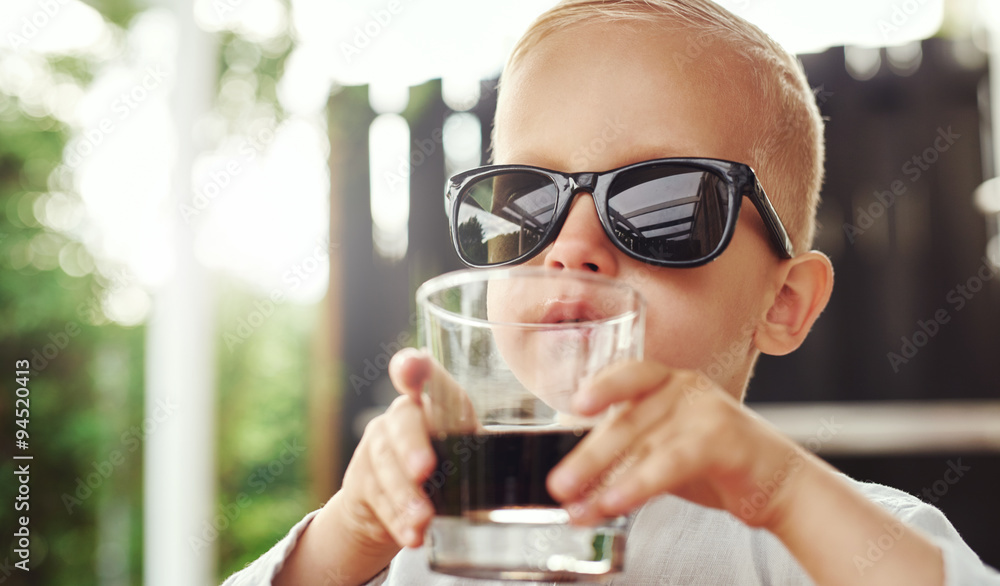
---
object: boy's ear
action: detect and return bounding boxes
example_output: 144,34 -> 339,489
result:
754,251 -> 834,356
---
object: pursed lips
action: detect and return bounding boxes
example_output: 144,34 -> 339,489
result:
538,299 -> 604,325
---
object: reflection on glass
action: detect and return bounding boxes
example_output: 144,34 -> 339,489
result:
457,172 -> 557,264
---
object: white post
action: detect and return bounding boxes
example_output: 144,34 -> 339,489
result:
980,3 -> 1000,263
989,4 -> 1000,181
143,0 -> 217,584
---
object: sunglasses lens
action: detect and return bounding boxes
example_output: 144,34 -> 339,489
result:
455,171 -> 559,265
608,165 -> 731,263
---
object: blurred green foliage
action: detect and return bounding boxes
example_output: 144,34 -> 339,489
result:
214,285 -> 314,579
1,0 -> 314,583
0,30 -> 145,586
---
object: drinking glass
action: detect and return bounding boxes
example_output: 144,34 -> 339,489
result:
415,267 -> 646,581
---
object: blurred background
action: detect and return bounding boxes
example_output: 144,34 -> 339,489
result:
0,0 -> 998,583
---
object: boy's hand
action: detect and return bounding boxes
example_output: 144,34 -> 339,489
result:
338,347 -> 472,550
547,359 -> 945,586
337,390 -> 435,550
547,359 -> 801,529
276,348 -> 471,586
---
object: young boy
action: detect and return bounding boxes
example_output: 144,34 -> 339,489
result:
226,1 -> 1000,584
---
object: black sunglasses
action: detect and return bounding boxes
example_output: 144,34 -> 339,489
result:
445,157 -> 794,268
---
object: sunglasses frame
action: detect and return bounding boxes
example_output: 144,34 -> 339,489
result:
445,157 -> 795,269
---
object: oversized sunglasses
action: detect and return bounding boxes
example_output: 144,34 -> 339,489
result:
445,157 -> 795,268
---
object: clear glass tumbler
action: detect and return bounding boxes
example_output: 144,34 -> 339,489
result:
415,267 -> 646,582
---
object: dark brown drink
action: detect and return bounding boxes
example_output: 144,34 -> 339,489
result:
425,428 -> 587,516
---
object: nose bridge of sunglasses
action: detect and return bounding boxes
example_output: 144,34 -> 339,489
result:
568,172 -> 597,194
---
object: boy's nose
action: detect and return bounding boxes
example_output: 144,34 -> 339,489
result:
541,193 -> 619,274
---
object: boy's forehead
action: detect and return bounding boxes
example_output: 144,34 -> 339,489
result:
495,20 -> 760,172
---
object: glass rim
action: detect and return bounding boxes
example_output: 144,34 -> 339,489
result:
415,267 -> 647,330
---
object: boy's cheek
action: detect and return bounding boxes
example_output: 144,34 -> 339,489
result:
635,272 -> 758,371
642,304 -> 723,365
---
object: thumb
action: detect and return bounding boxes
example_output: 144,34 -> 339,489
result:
388,347 -> 433,405
388,347 -> 478,433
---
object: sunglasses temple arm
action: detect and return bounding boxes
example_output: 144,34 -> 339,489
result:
748,185 -> 795,258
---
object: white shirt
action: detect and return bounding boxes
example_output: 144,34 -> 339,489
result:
222,477 -> 1000,585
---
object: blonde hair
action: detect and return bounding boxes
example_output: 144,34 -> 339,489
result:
497,0 -> 824,253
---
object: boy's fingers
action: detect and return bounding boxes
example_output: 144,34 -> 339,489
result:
384,396 -> 436,480
563,436 -> 709,521
594,438 -> 708,517
389,348 -> 479,433
388,348 -> 432,402
365,473 -> 419,547
350,397 -> 437,548
549,386 -> 680,501
366,429 -> 433,545
572,360 -> 675,416
389,348 -> 470,401
344,396 -> 435,547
